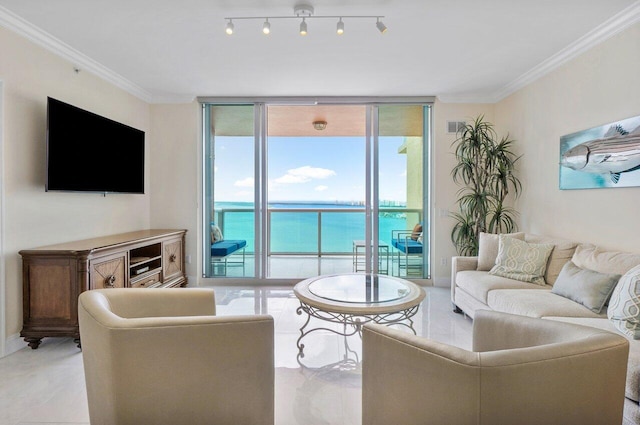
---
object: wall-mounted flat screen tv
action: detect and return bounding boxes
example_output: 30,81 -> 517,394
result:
46,97 -> 145,194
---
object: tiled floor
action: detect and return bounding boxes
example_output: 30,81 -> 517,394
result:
0,286 -> 472,425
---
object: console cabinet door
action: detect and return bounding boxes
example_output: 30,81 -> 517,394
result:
163,238 -> 184,281
90,253 -> 127,289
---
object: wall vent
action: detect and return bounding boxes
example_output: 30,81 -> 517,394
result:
447,121 -> 466,134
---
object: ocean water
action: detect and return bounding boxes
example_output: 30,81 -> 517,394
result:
214,202 -> 419,253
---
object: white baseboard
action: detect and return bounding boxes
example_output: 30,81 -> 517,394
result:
3,333 -> 24,357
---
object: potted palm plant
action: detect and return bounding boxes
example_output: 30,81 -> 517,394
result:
450,115 -> 522,255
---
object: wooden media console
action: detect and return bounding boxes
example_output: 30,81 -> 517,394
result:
19,229 -> 187,349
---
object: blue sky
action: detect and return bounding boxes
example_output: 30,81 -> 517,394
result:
214,136 -> 408,203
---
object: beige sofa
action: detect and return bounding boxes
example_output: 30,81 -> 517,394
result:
451,234 -> 640,425
363,310 -> 629,425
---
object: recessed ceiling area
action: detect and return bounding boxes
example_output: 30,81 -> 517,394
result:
0,1 -> 636,103
210,104 -> 424,137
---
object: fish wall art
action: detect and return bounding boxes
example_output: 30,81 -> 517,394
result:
560,115 -> 640,189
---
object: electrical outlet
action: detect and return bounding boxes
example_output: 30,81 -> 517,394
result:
440,258 -> 447,266
186,255 -> 192,264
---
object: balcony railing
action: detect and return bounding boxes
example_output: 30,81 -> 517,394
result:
213,207 -> 423,256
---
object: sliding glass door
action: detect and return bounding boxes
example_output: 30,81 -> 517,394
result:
202,99 -> 431,282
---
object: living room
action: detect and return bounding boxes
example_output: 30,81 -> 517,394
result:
0,1 -> 639,424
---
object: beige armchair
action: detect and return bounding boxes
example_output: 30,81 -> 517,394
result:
78,288 -> 274,425
363,310 -> 629,425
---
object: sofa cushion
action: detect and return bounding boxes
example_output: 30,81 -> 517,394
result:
544,316 -> 640,403
487,289 -> 606,319
525,234 -> 578,285
489,236 -> 554,285
573,244 -> 640,276
551,261 -> 621,313
477,232 -> 525,271
392,238 -> 422,254
456,270 -> 548,304
211,240 -> 246,257
609,265 -> 640,340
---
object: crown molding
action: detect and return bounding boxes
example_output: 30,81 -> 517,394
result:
1,2 -> 638,105
0,5 -> 156,103
491,0 -> 640,103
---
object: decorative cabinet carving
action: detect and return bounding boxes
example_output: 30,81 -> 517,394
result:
91,253 -> 126,289
20,229 -> 187,349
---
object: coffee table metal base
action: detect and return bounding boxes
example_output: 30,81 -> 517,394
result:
296,301 -> 420,357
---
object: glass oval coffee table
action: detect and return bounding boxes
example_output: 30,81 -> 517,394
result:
293,273 -> 426,357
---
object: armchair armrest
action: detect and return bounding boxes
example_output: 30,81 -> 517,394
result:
472,309 -> 627,353
363,323 -> 480,425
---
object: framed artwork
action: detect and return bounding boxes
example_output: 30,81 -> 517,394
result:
560,115 -> 640,189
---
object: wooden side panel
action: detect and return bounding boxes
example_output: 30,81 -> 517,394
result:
29,262 -> 72,319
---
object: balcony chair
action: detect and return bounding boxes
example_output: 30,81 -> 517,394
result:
210,222 -> 246,275
391,224 -> 423,275
78,288 -> 274,425
362,310 -> 629,425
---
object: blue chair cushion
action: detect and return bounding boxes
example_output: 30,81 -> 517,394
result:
392,238 -> 423,254
211,240 -> 247,257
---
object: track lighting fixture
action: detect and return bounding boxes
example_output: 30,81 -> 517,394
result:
300,18 -> 308,35
225,20 -> 234,35
224,5 -> 386,36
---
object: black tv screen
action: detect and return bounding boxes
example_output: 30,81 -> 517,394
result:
46,97 -> 145,194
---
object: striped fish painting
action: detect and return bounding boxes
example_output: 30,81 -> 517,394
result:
560,117 -> 640,189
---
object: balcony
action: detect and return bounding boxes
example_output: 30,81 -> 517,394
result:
210,205 -> 424,279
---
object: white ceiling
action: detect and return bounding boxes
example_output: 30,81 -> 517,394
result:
0,0 -> 638,104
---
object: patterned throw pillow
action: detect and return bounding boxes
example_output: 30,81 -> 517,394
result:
608,264 -> 640,339
489,235 -> 554,285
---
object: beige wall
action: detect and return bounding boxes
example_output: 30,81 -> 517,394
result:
0,26 -> 151,343
431,101 -> 494,285
494,22 -> 640,254
149,102 -> 201,280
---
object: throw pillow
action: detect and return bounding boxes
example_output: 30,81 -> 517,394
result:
489,235 -> 554,285
608,264 -> 640,339
551,261 -> 621,313
411,223 -> 422,241
210,224 -> 224,243
477,232 -> 525,271
573,244 -> 640,276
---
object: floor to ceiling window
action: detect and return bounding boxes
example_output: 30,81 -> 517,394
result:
201,98 -> 432,283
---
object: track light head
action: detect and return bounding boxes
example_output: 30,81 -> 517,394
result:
262,19 -> 271,34
225,20 -> 234,35
376,18 -> 387,34
300,18 -> 308,36
336,18 -> 344,35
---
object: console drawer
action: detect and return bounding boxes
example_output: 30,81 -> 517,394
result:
131,272 -> 162,288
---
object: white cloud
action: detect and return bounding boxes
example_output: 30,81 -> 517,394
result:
400,170 -> 407,177
315,185 -> 328,192
275,166 -> 336,184
234,177 -> 254,188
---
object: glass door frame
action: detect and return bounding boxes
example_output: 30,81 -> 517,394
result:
199,96 -> 434,285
